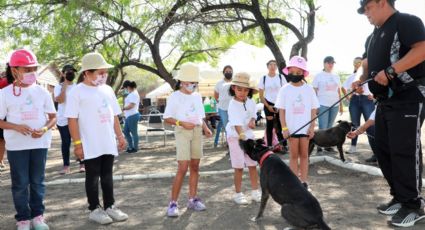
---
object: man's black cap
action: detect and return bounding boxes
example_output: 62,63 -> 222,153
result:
62,64 -> 77,72
323,56 -> 336,64
358,0 -> 396,14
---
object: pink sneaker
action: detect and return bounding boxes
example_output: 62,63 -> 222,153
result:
16,220 -> 31,230
79,164 -> 85,173
59,166 -> 70,175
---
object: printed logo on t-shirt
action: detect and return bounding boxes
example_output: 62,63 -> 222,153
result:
98,98 -> 112,123
20,95 -> 39,121
325,80 -> 338,91
185,103 -> 201,124
292,95 -> 306,115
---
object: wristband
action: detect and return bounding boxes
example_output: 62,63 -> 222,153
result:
282,127 -> 288,131
238,132 -> 246,140
73,140 -> 82,146
41,126 -> 48,132
175,120 -> 180,126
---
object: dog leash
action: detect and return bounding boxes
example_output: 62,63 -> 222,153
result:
263,78 -> 374,153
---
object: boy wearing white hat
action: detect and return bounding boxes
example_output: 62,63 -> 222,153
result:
65,52 -> 128,225
163,62 -> 212,217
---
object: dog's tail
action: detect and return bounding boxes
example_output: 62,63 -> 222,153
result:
317,218 -> 331,230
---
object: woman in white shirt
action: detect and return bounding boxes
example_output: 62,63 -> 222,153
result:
54,64 -> 85,174
122,81 -> 140,153
163,62 -> 212,217
312,56 -> 343,151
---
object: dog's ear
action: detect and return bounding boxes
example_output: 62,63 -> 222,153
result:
255,138 -> 265,146
239,139 -> 255,154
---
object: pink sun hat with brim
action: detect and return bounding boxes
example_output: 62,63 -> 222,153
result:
9,49 -> 39,67
282,56 -> 309,77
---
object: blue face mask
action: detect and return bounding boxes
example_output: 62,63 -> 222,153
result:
123,89 -> 129,96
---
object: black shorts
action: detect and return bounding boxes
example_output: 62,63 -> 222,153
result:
290,134 -> 309,138
0,128 -> 3,139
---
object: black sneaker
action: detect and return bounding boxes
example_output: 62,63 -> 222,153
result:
365,155 -> 377,163
377,199 -> 402,215
391,206 -> 425,227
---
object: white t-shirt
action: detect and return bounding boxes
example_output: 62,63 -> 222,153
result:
342,72 -> 372,96
64,83 -> 122,160
369,108 -> 376,121
214,79 -> 232,110
163,91 -> 205,125
124,90 -> 140,118
226,98 -> 257,139
257,74 -> 287,103
0,84 -> 56,151
312,71 -> 341,107
275,84 -> 319,135
54,83 -> 75,126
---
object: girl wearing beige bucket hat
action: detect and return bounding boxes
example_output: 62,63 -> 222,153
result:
226,72 -> 261,205
65,52 -> 128,224
163,62 -> 212,217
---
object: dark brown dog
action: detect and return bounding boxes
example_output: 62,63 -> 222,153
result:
240,139 -> 331,230
308,120 -> 353,162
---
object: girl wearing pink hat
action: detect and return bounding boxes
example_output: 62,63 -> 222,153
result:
275,56 -> 319,190
0,49 -> 57,230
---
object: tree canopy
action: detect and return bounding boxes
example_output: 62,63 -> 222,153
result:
0,0 -> 319,89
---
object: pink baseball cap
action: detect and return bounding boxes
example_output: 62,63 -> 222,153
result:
282,56 -> 309,77
9,49 -> 39,67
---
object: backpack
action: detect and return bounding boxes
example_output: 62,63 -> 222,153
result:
263,74 -> 284,87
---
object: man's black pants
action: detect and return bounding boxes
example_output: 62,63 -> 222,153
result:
375,102 -> 424,209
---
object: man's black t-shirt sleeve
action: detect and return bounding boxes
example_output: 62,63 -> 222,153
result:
398,14 -> 425,47
363,33 -> 373,59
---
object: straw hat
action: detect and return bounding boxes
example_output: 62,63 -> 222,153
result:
175,62 -> 200,82
80,52 -> 114,73
231,72 -> 258,93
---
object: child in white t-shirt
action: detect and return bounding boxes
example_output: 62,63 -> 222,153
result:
163,63 -> 212,217
275,56 -> 319,190
226,72 -> 261,205
0,49 -> 56,229
64,53 -> 128,225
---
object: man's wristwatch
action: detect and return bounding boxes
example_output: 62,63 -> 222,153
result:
385,66 -> 397,80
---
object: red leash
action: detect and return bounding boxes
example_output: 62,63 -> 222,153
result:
259,151 -> 274,168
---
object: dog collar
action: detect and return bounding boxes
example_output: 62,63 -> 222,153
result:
259,151 -> 274,168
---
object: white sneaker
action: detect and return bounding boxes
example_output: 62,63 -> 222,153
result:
251,190 -> 262,202
16,220 -> 31,230
89,207 -> 113,225
31,215 -> 49,230
233,193 -> 248,205
105,205 -> 128,222
347,145 -> 357,154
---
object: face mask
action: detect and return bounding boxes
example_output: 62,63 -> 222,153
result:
184,83 -> 197,93
224,72 -> 233,80
287,74 -> 304,83
123,89 -> 129,95
65,72 -> 75,81
21,72 -> 37,85
92,74 -> 108,86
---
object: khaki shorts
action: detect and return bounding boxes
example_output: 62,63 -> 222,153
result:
175,126 -> 203,161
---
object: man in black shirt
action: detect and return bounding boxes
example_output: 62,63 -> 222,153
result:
357,0 -> 425,227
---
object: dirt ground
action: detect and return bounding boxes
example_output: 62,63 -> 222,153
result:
1,114 -> 425,229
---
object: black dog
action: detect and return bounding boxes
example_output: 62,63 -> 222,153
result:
240,139 -> 331,230
308,120 -> 353,162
